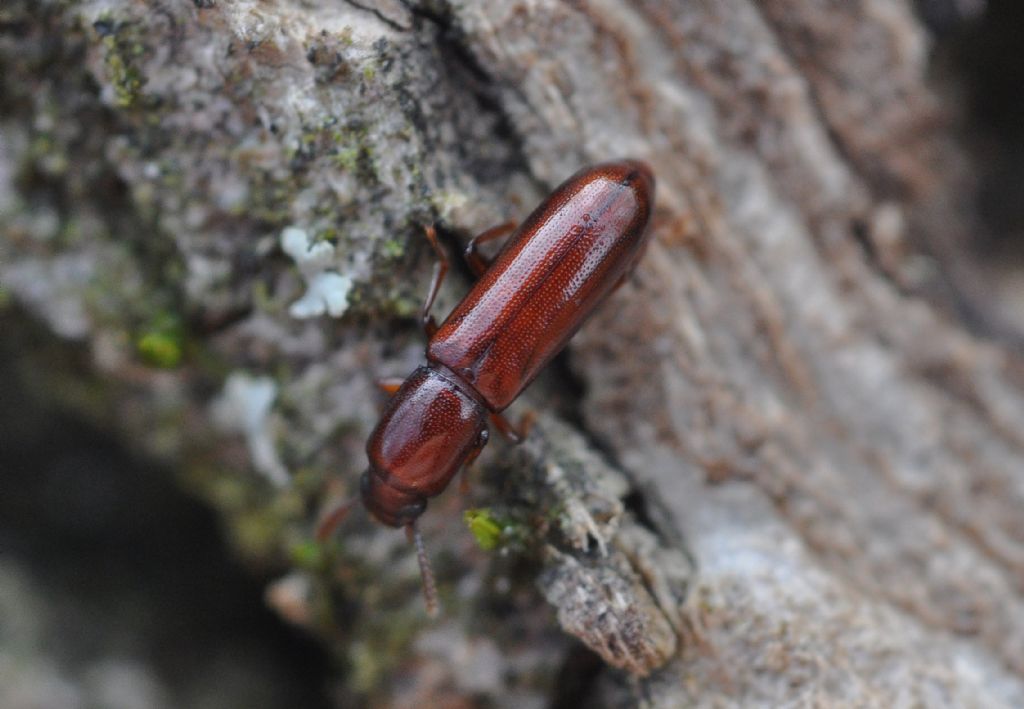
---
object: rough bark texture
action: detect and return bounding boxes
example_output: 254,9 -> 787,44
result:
3,0 -> 1024,706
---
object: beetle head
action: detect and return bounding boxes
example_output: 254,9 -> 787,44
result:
360,468 -> 426,527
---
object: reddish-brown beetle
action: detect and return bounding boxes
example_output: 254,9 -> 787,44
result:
319,160 -> 655,615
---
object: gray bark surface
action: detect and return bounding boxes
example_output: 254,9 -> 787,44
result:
3,1 -> 1024,706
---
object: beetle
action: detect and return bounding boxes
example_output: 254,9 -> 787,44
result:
318,160 -> 655,615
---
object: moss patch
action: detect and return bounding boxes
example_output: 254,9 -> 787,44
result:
94,17 -> 149,109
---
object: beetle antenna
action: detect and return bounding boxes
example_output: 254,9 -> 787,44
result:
315,497 -> 358,542
406,521 -> 439,618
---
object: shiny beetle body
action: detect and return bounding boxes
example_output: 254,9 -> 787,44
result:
363,161 -> 655,527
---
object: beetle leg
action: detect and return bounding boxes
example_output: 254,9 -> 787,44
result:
422,225 -> 450,338
465,221 -> 517,278
315,497 -> 357,542
489,410 -> 535,444
406,521 -> 440,618
375,378 -> 405,396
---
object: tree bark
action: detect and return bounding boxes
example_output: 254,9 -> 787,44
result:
3,0 -> 1024,706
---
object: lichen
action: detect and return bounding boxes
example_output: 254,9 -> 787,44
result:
280,226 -> 354,319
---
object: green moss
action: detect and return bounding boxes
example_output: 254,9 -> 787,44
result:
333,146 -> 361,172
135,313 -> 183,368
465,508 -> 504,551
463,500 -> 538,555
290,539 -> 327,571
328,122 -> 377,181
102,33 -> 145,108
317,227 -> 339,244
137,331 -> 182,368
361,65 -> 376,82
381,238 -> 404,259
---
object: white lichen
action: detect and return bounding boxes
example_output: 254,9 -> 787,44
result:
211,372 -> 290,487
280,226 -> 353,319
